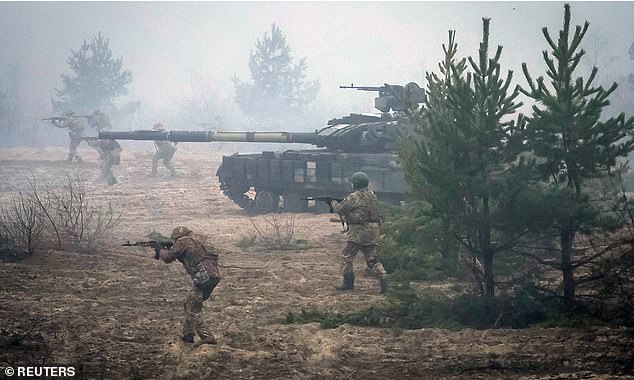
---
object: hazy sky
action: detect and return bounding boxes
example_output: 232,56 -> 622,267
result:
1,1 -> 633,125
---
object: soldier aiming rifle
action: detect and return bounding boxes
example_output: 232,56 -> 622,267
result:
328,172 -> 389,294
125,227 -> 221,346
44,112 -> 87,163
123,239 -> 174,260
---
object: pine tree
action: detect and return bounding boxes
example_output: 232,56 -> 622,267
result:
233,23 -> 319,122
520,3 -> 634,310
402,19 -> 526,304
53,32 -> 132,113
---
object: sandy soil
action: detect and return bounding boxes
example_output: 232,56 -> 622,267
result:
0,145 -> 632,379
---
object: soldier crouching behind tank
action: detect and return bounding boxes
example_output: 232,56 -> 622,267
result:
156,226 -> 221,346
331,172 -> 389,294
151,123 -> 178,177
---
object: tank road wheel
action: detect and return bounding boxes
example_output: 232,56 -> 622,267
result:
283,192 -> 306,213
254,191 -> 275,214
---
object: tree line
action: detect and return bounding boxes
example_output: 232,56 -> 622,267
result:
394,3 -> 634,321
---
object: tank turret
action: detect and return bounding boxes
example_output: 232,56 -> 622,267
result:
98,83 -> 425,213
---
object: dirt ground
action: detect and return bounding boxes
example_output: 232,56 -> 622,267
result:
0,145 -> 633,380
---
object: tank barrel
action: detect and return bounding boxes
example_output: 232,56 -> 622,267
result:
99,130 -> 321,145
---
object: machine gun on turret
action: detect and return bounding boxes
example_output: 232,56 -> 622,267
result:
96,83 -> 424,213
339,82 -> 426,112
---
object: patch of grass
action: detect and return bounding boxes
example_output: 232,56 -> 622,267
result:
284,282 -> 567,330
285,285 -> 463,330
235,234 -> 257,250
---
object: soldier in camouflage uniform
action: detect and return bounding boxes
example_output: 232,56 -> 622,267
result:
87,110 -> 112,131
52,112 -> 85,163
151,123 -> 178,177
331,172 -> 389,294
86,137 -> 122,186
158,226 -> 221,346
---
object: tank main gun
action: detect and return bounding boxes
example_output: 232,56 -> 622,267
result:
99,130 -> 321,145
99,82 -> 425,153
97,82 -> 425,213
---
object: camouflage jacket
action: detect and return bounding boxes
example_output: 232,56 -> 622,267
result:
160,234 -> 220,287
154,140 -> 177,158
332,187 -> 381,245
54,117 -> 85,139
87,139 -> 121,163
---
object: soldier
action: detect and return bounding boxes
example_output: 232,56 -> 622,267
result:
157,226 -> 221,346
87,109 -> 112,131
242,186 -> 257,212
86,137 -> 122,186
331,172 -> 389,294
51,112 -> 85,163
151,123 -> 178,177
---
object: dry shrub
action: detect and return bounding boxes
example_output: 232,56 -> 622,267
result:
250,213 -> 297,251
0,189 -> 46,255
0,174 -> 123,254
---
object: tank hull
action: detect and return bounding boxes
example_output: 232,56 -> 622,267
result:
216,149 -> 407,213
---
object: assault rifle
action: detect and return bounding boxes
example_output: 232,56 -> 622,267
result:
42,117 -> 67,122
123,240 -> 174,260
302,196 -> 346,230
42,115 -> 92,123
301,196 -> 343,213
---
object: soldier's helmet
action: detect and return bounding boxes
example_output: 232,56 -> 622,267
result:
153,123 -> 166,131
171,226 -> 192,239
350,172 -> 370,190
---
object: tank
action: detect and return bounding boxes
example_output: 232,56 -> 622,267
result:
99,82 -> 426,213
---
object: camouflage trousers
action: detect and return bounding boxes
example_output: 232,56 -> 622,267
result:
183,279 -> 219,339
68,137 -> 82,162
152,153 -> 176,176
100,160 -> 117,186
341,241 -> 387,280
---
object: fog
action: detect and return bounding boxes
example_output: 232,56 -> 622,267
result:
1,1 -> 633,145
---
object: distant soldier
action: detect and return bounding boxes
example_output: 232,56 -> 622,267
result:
86,137 -> 122,186
51,112 -> 85,163
87,109 -> 112,131
151,123 -> 178,177
331,172 -> 389,294
242,186 -> 257,212
156,226 -> 221,346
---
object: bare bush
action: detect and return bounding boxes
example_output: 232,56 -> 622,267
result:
250,214 -> 297,251
0,174 -> 123,254
43,174 -> 122,251
1,189 -> 46,254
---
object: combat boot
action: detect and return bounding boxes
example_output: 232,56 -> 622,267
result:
379,277 -> 389,294
181,334 -> 194,344
335,273 -> 354,291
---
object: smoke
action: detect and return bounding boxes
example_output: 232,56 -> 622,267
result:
0,2 -> 633,147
